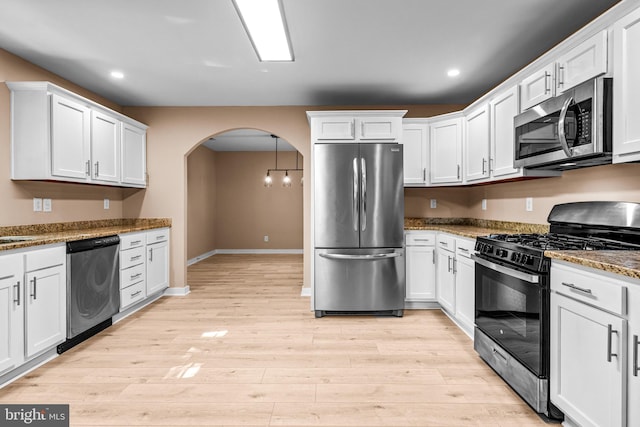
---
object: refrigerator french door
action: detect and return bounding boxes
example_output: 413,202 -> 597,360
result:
314,143 -> 405,317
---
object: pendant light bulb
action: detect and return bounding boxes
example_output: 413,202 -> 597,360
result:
283,170 -> 291,187
264,171 -> 273,187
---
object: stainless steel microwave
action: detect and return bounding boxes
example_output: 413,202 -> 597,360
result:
514,76 -> 612,170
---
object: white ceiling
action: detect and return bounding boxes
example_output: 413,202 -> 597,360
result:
0,0 -> 621,108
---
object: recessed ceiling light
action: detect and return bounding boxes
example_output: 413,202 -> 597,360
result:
447,69 -> 460,77
232,0 -> 294,62
110,71 -> 124,79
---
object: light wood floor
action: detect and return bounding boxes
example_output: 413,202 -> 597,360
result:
1,254 -> 555,426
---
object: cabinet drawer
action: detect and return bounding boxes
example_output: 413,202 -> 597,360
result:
120,246 -> 145,270
120,263 -> 145,289
406,233 -> 435,246
24,245 -> 65,272
456,238 -> 475,259
120,281 -> 145,310
146,228 -> 169,244
551,262 -> 627,316
120,233 -> 145,250
436,234 -> 456,252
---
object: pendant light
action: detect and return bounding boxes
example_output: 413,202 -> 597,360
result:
263,135 -> 303,188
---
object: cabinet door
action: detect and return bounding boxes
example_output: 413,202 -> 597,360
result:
436,249 -> 455,313
520,63 -> 555,111
121,123 -> 147,187
550,292 -> 624,427
629,285 -> 640,427
25,264 -> 66,358
91,111 -> 121,184
406,246 -> 435,301
0,254 -> 24,375
490,86 -> 520,178
146,240 -> 169,296
556,31 -> 607,93
358,117 -> 400,140
315,118 -> 356,140
401,122 -> 428,185
51,94 -> 91,180
454,253 -> 474,335
613,7 -> 640,162
430,117 -> 462,184
464,104 -> 490,182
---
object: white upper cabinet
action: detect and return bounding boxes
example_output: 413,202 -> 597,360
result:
401,120 -> 429,185
464,104 -> 490,183
613,6 -> 640,163
489,85 -> 521,178
307,111 -> 406,142
6,81 -> 147,188
556,30 -> 608,94
430,115 -> 463,184
520,63 -> 555,111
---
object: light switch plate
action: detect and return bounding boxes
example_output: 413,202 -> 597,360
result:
33,198 -> 42,212
526,197 -> 533,212
43,198 -> 52,212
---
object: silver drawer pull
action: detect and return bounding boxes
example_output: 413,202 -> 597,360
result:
561,282 -> 592,295
130,273 -> 142,280
413,239 -> 431,242
458,247 -> 470,252
607,324 -> 618,363
131,290 -> 142,298
14,281 -> 20,306
634,335 -> 639,377
131,255 -> 142,261
131,240 -> 142,246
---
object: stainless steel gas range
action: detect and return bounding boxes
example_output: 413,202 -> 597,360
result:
472,201 -> 640,421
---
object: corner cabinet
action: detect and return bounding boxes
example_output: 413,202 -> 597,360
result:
613,7 -> 640,163
6,81 -> 148,188
401,120 -> 429,185
464,104 -> 490,183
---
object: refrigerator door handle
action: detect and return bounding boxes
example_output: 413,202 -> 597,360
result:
360,157 -> 367,231
319,252 -> 401,260
352,157 -> 359,232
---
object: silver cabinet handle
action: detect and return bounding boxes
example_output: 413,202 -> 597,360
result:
458,247 -> 470,253
561,281 -> 592,295
414,238 -> 431,242
149,247 -> 154,262
447,255 -> 452,273
319,252 -> 401,261
432,251 -> 435,264
131,255 -> 142,261
94,161 -> 99,177
131,290 -> 142,298
131,273 -> 142,280
439,241 -> 448,247
482,158 -> 487,175
558,96 -> 574,157
131,240 -> 142,246
607,324 -> 618,363
30,277 -> 37,300
14,281 -> 20,306
360,157 -> 367,232
634,335 -> 639,377
544,71 -> 550,94
423,168 -> 426,182
457,164 -> 461,180
452,257 -> 457,274
557,66 -> 564,88
352,157 -> 359,232
85,160 -> 91,176
489,158 -> 494,173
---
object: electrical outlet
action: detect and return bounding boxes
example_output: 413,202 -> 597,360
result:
526,197 -> 533,212
263,235 -> 269,242
104,198 -> 110,209
33,198 -> 43,212
430,199 -> 437,209
481,199 -> 487,211
43,198 -> 52,212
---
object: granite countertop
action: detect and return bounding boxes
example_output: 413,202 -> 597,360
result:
0,218 -> 171,251
545,250 -> 640,281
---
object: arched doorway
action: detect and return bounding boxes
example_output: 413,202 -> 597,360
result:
186,128 -> 304,264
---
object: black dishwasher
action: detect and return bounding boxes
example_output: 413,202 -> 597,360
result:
58,235 -> 120,353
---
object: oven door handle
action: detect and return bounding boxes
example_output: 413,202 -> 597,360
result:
558,96 -> 574,157
471,254 -> 540,284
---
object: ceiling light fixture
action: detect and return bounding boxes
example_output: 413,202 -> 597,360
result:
110,71 -> 124,79
447,69 -> 460,77
232,0 -> 294,62
264,135 -> 302,188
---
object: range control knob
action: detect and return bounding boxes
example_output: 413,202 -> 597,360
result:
496,248 -> 508,258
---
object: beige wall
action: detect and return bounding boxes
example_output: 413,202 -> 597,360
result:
187,145 -> 217,259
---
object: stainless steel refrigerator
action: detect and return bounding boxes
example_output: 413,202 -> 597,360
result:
313,142 -> 405,317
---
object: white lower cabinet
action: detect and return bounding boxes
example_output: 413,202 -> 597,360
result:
436,234 -> 456,313
119,232 -> 147,310
0,253 -> 24,375
24,246 -> 66,359
454,239 -> 475,336
550,262 -> 625,427
629,284 -> 640,427
146,228 -> 170,296
405,231 -> 436,302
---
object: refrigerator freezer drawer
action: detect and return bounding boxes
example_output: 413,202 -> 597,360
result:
314,248 -> 405,316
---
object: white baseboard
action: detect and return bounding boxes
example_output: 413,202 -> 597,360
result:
300,287 -> 311,297
164,286 -> 190,296
187,249 -> 303,266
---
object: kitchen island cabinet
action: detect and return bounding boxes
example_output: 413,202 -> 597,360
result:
0,253 -> 24,375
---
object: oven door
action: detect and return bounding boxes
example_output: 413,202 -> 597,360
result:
472,254 -> 547,377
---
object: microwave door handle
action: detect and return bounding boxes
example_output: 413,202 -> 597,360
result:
558,96 -> 574,157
